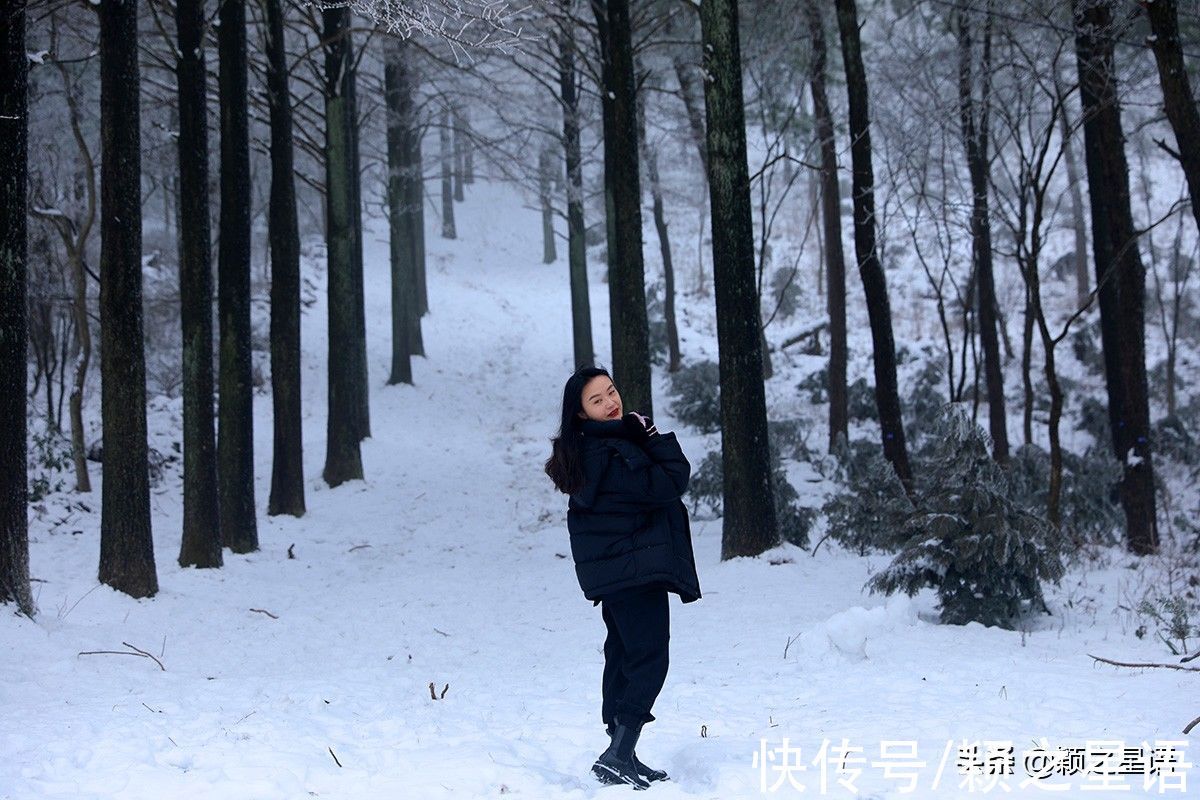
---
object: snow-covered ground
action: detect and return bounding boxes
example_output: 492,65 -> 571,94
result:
2,180 -> 1194,799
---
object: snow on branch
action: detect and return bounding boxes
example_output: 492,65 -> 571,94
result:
312,0 -> 533,60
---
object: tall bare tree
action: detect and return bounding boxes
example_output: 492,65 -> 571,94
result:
956,3 -> 1008,464
1072,0 -> 1158,555
384,33 -> 416,386
592,0 -> 652,416
322,5 -> 365,486
176,0 -> 222,566
262,0 -> 306,516
556,6 -> 594,368
805,0 -> 848,451
218,0 -> 259,552
1144,0 -> 1200,239
699,0 -> 779,559
834,0 -> 913,490
1,0 -> 34,615
98,0 -> 157,597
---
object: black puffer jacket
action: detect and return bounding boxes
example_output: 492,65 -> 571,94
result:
567,420 -> 702,603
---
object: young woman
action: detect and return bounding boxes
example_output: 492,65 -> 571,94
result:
545,365 -> 701,790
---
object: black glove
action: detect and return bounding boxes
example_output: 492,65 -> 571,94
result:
621,412 -> 659,445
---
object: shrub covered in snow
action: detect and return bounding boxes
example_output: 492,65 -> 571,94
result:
822,436 -> 915,555
867,405 -> 1065,629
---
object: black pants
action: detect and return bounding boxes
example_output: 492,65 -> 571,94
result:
600,585 -> 670,727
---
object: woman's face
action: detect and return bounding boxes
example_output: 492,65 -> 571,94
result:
578,375 -> 623,422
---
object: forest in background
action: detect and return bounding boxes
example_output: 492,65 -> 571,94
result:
1,0 -> 1199,644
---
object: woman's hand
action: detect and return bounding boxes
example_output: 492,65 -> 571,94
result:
622,412 -> 659,444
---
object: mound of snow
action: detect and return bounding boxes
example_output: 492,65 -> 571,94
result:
794,595 -> 918,661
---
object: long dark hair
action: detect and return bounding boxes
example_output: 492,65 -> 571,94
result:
545,365 -> 611,495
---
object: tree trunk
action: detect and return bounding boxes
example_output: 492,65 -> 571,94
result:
957,6 -> 1008,463
384,35 -> 414,386
44,53 -> 97,494
453,106 -> 465,201
805,0 -> 848,451
461,110 -> 474,184
176,0 -> 223,566
98,0 -> 157,598
346,46 -> 369,442
440,107 -> 456,239
1021,284 -> 1034,446
68,247 -> 90,493
322,5 -> 364,487
557,14 -> 594,369
635,63 -> 680,373
592,0 -> 652,417
834,0 -> 913,490
1073,0 -> 1158,555
699,0 -> 779,559
539,146 -> 556,263
1058,90 -> 1090,308
1145,0 -> 1200,239
218,0 -> 258,553
262,0 -> 305,517
412,125 -> 428,318
0,0 -> 33,615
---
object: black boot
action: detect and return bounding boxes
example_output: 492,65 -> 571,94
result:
592,720 -> 650,789
607,722 -> 669,782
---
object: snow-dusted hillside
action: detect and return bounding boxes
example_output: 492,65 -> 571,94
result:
2,180 -> 1193,799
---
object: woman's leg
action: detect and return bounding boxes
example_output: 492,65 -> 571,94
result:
602,588 -> 670,724
600,601 -> 628,728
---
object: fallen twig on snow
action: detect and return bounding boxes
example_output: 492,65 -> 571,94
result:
249,608 -> 279,619
1184,716 -> 1200,735
78,641 -> 166,671
1087,653 -> 1200,672
328,747 -> 342,767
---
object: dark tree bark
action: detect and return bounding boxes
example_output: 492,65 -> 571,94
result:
322,5 -> 364,487
834,0 -> 913,490
176,0 -> 223,565
262,0 -> 305,516
440,107 -> 456,239
592,0 -> 652,417
0,0 -> 33,615
453,106 -> 465,201
1145,0 -> 1200,239
462,112 -> 474,184
98,0 -> 157,597
805,0 -> 848,451
957,5 -> 1008,464
1073,0 -> 1158,555
538,146 -> 556,263
347,54 -> 369,442
412,123 -> 429,318
384,34 -> 414,385
699,0 -> 779,559
218,0 -> 258,553
557,14 -> 594,369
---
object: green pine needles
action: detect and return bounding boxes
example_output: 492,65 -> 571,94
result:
869,404 -> 1065,629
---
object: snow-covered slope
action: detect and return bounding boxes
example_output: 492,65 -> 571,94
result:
2,180 -> 1192,799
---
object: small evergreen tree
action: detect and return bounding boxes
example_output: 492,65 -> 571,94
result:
822,436 -> 915,555
867,405 -> 1065,629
